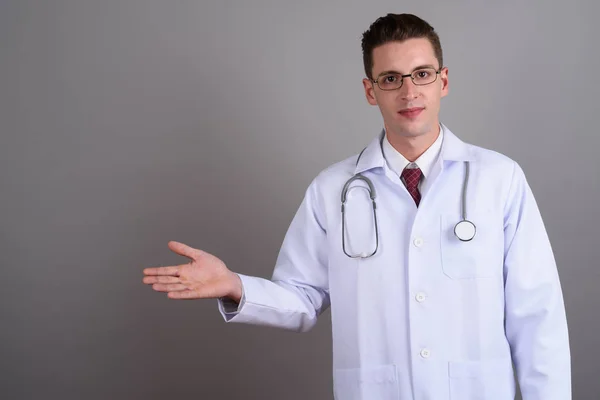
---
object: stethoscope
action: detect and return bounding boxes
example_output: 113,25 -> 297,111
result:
341,146 -> 476,259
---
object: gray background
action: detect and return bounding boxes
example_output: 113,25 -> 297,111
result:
1,0 -> 598,399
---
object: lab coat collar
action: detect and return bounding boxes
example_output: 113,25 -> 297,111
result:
353,123 -> 474,175
353,129 -> 387,175
439,123 -> 475,162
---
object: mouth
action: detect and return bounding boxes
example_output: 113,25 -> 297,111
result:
398,107 -> 424,119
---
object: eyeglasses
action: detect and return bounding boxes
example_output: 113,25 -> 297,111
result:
371,67 -> 441,91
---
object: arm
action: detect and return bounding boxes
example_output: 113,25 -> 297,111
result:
218,176 -> 330,332
503,162 -> 571,399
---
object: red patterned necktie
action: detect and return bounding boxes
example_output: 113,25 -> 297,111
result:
401,167 -> 422,206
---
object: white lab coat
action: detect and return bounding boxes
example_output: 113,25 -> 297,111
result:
218,124 -> 571,400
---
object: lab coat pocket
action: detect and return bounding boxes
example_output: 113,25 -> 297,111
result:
333,365 -> 399,400
440,214 -> 497,279
448,358 -> 514,399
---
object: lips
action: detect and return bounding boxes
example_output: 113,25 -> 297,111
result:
398,107 -> 424,119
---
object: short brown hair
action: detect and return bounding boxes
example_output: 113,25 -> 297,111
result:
361,13 -> 443,80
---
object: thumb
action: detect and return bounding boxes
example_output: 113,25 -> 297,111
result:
167,241 -> 201,260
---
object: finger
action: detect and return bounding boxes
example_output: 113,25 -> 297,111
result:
152,283 -> 187,292
143,266 -> 181,276
167,290 -> 204,300
167,241 -> 199,260
143,276 -> 180,285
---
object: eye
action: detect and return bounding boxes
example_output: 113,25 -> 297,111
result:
376,73 -> 403,89
415,70 -> 430,79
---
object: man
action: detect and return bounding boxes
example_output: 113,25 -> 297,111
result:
143,13 -> 571,399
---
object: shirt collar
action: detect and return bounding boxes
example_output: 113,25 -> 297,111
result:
382,124 -> 444,179
354,123 -> 474,175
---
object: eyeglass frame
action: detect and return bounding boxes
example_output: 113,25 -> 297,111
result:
370,67 -> 443,91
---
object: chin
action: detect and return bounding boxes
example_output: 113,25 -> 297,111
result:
392,123 -> 431,138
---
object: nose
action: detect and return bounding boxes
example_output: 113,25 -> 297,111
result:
399,78 -> 420,100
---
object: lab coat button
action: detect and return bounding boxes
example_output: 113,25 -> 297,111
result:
420,348 -> 431,358
413,237 -> 424,247
415,293 -> 427,302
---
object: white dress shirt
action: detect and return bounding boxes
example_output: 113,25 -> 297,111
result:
381,124 -> 444,196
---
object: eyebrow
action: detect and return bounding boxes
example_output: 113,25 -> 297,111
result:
376,64 -> 438,78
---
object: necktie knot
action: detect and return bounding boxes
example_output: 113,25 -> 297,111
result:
401,166 -> 422,206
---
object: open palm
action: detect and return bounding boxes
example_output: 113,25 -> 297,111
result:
142,241 -> 242,301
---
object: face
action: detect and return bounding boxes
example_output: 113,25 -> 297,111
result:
362,38 -> 449,140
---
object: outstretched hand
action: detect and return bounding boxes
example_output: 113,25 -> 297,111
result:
142,241 -> 242,302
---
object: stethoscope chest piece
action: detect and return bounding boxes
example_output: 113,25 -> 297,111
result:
454,220 -> 476,242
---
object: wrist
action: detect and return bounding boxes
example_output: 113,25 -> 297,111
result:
226,273 -> 243,303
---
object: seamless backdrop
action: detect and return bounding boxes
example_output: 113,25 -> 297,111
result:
1,1 -> 598,399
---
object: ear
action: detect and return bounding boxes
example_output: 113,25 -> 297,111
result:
440,67 -> 449,98
362,78 -> 378,106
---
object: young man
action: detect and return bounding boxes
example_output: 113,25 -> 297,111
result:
143,13 -> 571,399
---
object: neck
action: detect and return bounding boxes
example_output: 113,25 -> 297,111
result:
385,124 -> 440,162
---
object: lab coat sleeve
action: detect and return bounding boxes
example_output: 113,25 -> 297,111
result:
216,177 -> 330,332
218,285 -> 246,314
503,161 -> 571,399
